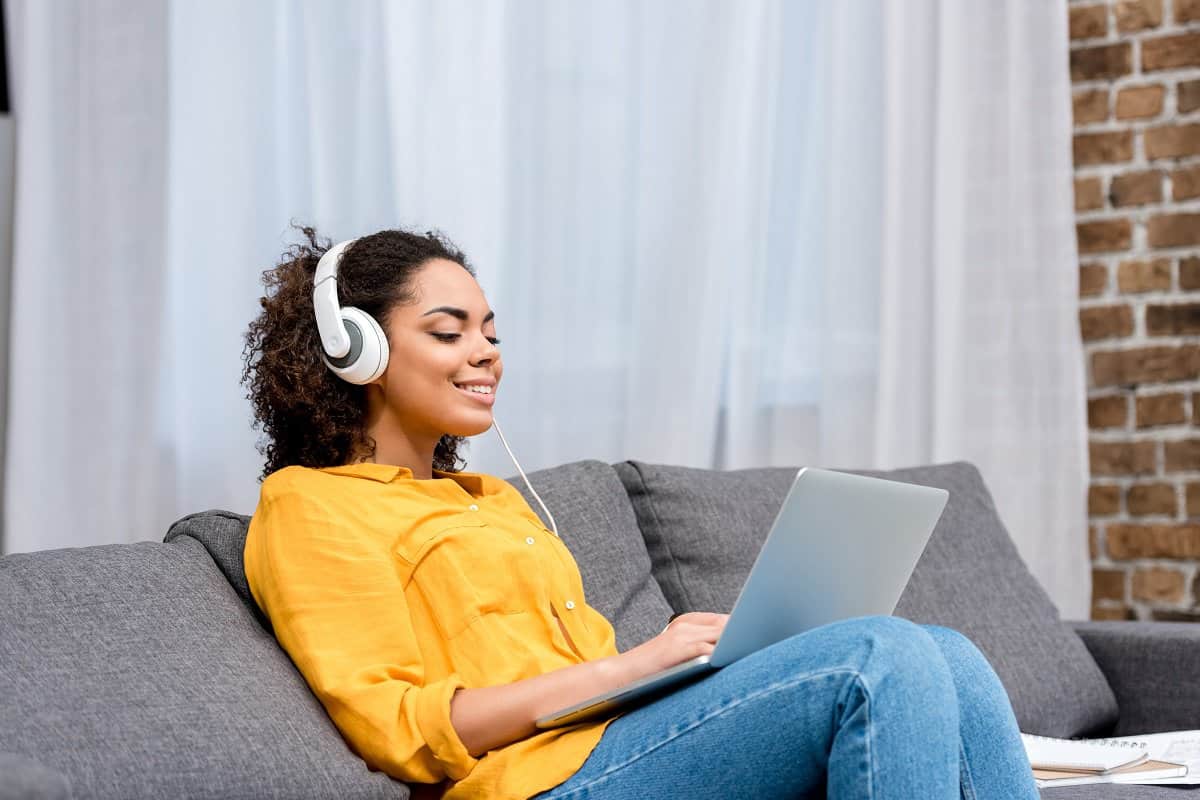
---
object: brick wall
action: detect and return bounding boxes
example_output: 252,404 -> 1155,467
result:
1071,0 -> 1200,620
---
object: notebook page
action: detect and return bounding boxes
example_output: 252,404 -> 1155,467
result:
1020,733 -> 1148,772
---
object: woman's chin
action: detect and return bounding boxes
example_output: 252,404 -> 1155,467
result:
443,412 -> 495,438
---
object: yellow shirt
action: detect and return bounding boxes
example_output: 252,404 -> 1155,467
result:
243,462 -> 621,800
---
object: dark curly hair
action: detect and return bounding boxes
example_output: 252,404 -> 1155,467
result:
242,225 -> 477,480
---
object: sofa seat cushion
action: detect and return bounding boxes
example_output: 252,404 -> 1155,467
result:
615,460 -> 1119,739
0,540 -> 407,800
1039,785 -> 1199,798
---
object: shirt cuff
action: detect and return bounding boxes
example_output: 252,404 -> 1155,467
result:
416,674 -> 480,781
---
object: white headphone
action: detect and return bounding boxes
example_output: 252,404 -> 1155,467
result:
310,235 -> 564,541
312,239 -> 390,385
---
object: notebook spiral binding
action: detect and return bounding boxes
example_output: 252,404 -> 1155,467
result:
1024,734 -> 1147,749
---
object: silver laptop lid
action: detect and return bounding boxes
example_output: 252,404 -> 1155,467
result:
709,467 -> 947,667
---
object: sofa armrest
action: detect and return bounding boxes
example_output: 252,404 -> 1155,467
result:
1070,620 -> 1200,735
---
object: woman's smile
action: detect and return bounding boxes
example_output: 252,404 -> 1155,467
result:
452,380 -> 497,407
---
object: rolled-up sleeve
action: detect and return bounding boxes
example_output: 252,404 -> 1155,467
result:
244,484 -> 480,784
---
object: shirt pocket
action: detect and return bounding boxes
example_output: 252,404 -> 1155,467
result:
394,515 -> 532,640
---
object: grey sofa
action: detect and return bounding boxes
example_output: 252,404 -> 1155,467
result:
1,460 -> 1196,799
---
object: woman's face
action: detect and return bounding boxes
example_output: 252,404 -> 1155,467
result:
374,258 -> 502,441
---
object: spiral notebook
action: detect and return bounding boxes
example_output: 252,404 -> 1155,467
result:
1021,733 -> 1193,788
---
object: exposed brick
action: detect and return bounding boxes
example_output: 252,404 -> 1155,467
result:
1074,88 -> 1110,124
1181,79 -> 1200,114
1078,218 -> 1133,253
1090,440 -> 1158,475
1110,170 -> 1162,206
1142,32 -> 1200,71
1175,164 -> 1200,202
1118,257 -> 1171,293
1117,0 -> 1163,31
1147,213 -> 1200,249
1079,180 -> 1110,215
1145,123 -> 1200,160
1116,84 -> 1165,119
1072,42 -> 1133,81
1090,483 -> 1122,514
1151,608 -> 1200,621
1107,522 -> 1200,558
1081,305 -> 1134,340
1089,395 -> 1128,428
1180,0 -> 1200,22
1076,176 -> 1105,211
1136,393 -> 1187,428
1187,482 -> 1200,515
1092,603 -> 1136,621
1180,256 -> 1200,290
1093,567 -> 1127,601
1090,525 -> 1099,560
1147,303 -> 1200,335
1127,481 -> 1179,514
1092,345 -> 1200,386
1074,131 -> 1135,166
1133,566 -> 1187,602
1081,262 -> 1109,296
1071,4 -> 1109,38
1167,438 -> 1200,472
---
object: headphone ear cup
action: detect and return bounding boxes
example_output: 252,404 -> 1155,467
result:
321,306 -> 389,385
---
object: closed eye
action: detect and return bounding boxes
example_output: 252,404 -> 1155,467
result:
431,332 -> 501,345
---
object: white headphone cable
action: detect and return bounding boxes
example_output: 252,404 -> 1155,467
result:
491,418 -> 560,538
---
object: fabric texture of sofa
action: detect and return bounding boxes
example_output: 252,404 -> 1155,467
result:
1,459 -> 1197,799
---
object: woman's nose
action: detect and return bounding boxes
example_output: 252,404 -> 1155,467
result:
472,339 -> 499,366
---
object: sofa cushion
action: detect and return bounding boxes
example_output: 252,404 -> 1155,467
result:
164,509 -> 262,625
505,460 -> 675,652
0,753 -> 71,800
1039,785 -> 1198,798
614,459 -> 1119,739
0,540 -> 407,800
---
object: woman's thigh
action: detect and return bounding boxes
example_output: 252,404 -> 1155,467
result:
531,615 -> 960,800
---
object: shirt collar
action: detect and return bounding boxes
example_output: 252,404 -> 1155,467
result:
319,462 -> 488,496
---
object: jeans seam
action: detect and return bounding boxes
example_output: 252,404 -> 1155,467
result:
864,673 -> 874,800
958,738 -> 977,800
544,666 -> 869,799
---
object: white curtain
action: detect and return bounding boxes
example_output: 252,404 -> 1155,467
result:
6,0 -> 169,555
4,1 -> 1088,618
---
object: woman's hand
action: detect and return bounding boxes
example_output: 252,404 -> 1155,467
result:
618,612 -> 730,681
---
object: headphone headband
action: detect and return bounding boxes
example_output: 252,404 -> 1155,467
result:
313,239 -> 356,359
311,237 -> 390,385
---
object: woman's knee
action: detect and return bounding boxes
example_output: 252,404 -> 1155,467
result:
920,624 -> 994,676
822,616 -> 953,683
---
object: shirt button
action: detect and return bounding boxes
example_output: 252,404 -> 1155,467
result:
525,536 -> 535,545
565,600 -> 576,610
468,504 -> 479,511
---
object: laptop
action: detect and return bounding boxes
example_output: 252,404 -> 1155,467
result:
534,466 -> 949,729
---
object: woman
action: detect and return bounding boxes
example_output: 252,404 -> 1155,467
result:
241,227 -> 1039,800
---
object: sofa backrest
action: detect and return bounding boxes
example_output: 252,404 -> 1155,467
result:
0,539 -> 407,800
614,459 -> 1120,739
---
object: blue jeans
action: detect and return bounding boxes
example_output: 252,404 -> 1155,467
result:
531,616 -> 1038,799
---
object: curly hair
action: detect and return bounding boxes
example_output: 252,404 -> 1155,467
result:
242,225 -> 477,480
